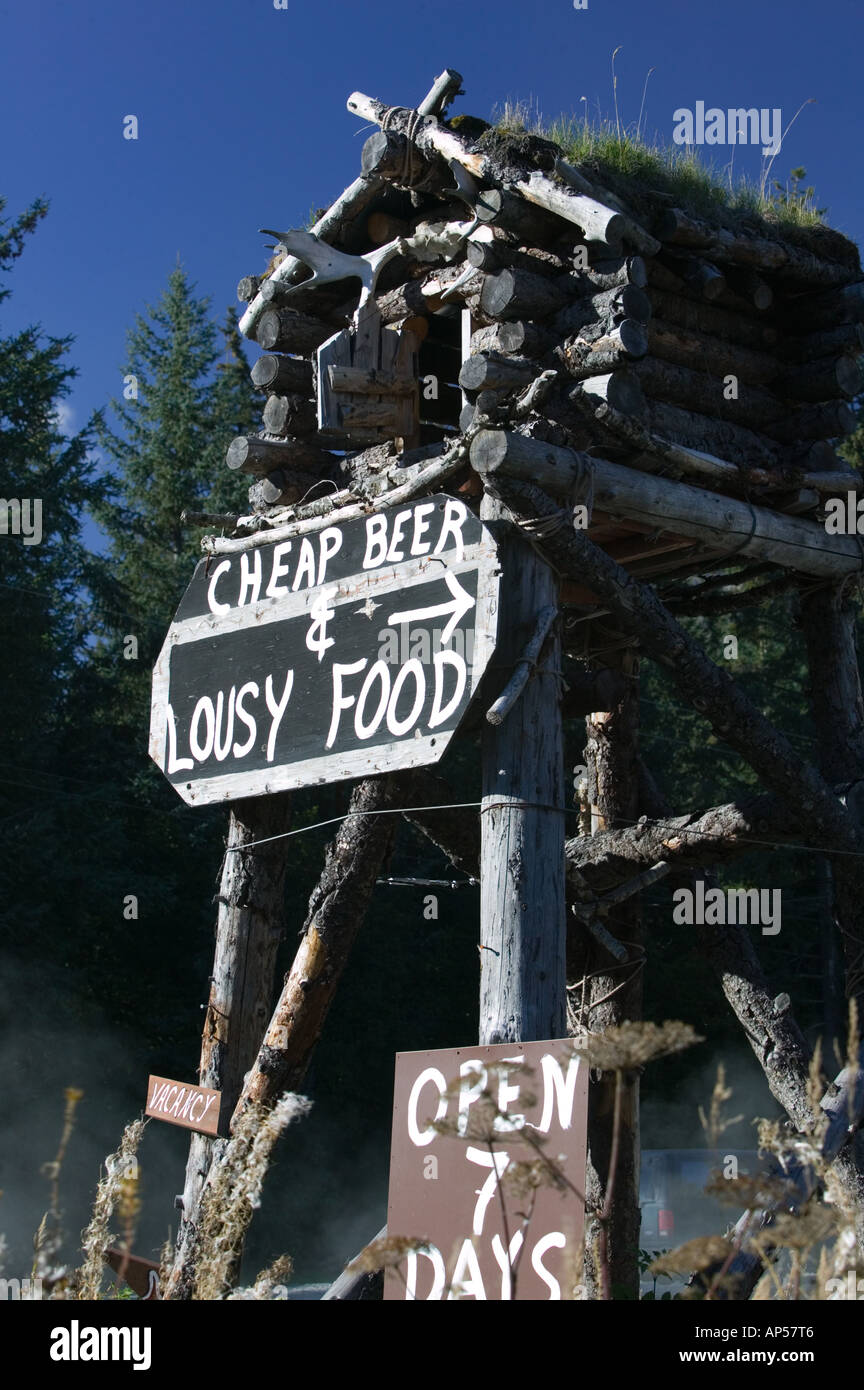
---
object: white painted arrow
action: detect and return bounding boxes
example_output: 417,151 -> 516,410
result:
387,570 -> 475,645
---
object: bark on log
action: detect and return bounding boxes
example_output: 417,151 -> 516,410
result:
773,355 -> 864,403
237,275 -> 262,304
558,321 -> 649,378
782,321 -> 864,363
645,286 -> 778,350
763,399 -> 857,445
473,186 -> 569,244
480,267 -> 575,321
479,498 -> 566,1044
469,320 -> 555,358
575,649 -> 643,1301
250,353 -> 314,396
645,318 -> 779,387
581,256 -> 648,291
458,351 -> 539,393
257,309 -> 342,355
782,280 -> 864,332
656,207 -> 859,287
166,795 -> 293,1300
724,266 -> 773,311
554,285 -> 652,338
248,469 -> 333,511
466,237 -> 566,277
575,370 -> 647,417
663,253 -> 727,301
262,394 -> 317,437
470,430 -> 863,577
647,400 -> 781,468
226,435 -> 337,477
630,357 -> 786,431
592,401 -> 858,494
231,773 -> 411,1121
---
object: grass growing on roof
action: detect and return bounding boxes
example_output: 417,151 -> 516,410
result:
490,98 -> 828,234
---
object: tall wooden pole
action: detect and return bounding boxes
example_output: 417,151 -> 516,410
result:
577,646 -> 642,1300
479,497 -> 566,1043
166,793 -> 293,1299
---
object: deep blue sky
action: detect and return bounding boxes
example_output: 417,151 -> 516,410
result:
2,0 -> 862,461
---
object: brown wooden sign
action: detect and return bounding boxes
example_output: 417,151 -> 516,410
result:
145,1075 -> 221,1136
105,1248 -> 160,1300
385,1038 -> 588,1300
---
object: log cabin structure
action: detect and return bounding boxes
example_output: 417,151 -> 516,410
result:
165,69 -> 864,1300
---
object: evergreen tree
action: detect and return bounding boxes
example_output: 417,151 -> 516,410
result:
0,196 -> 104,940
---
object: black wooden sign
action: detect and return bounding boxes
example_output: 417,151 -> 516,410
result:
150,496 -> 500,805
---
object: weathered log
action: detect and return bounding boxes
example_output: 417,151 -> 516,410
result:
575,370 -> 647,417
773,355 -> 864,403
166,795 -> 293,1300
374,277 -> 430,325
480,267 -> 574,321
474,172 -> 623,245
781,280 -> 864,332
226,435 -> 336,477
360,129 -> 432,182
458,351 -> 538,393
630,357 -> 785,431
469,319 -> 555,358
257,274 -> 355,318
237,275 -> 261,304
644,318 -> 779,387
552,157 -> 661,255
782,320 -> 864,363
665,253 -> 726,301
581,255 -> 648,291
470,430 -> 864,577
262,393 -> 317,437
553,284 -> 652,338
231,774 -> 412,1122
575,647 -> 642,1301
656,207 -> 859,287
248,468 -> 332,511
206,448 -> 466,556
763,399 -> 857,445
559,321 -> 648,377
725,266 -> 773,311
647,400 -> 781,468
250,353 -> 314,396
479,496 -> 566,1044
466,235 -> 566,277
473,186 -> 568,243
257,309 -> 341,355
592,401 -> 859,494
646,286 -> 778,350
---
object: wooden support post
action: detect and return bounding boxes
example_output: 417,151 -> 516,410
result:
166,793 -> 293,1300
576,649 -> 643,1301
479,498 -> 566,1044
